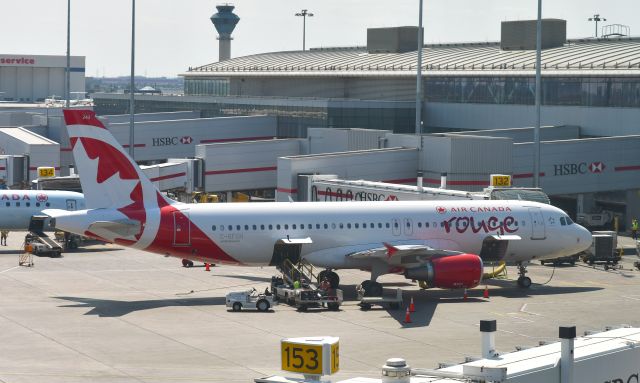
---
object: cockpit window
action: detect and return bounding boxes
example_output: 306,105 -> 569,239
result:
560,217 -> 566,226
565,216 -> 574,225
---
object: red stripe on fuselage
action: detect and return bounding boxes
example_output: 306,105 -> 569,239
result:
144,193 -> 241,265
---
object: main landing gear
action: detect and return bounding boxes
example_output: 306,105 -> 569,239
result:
317,269 -> 340,288
359,280 -> 383,297
517,263 -> 532,288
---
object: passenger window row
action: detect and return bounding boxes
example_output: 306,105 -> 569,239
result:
3,202 -> 50,208
212,221 -> 439,232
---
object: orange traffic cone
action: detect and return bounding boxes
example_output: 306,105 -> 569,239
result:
205,263 -> 210,272
483,285 -> 489,299
409,297 -> 415,313
403,307 -> 412,323
463,289 -> 468,301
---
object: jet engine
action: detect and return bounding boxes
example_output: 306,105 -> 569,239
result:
404,253 -> 483,289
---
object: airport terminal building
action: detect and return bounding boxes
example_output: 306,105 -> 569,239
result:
0,54 -> 85,102
5,21 -> 639,228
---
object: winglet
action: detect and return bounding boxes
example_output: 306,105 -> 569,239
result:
383,242 -> 398,258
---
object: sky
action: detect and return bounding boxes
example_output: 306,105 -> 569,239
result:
1,0 -> 638,77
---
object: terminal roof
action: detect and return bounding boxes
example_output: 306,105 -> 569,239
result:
186,37 -> 640,77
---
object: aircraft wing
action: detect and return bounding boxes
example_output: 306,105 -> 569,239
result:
347,242 -> 464,264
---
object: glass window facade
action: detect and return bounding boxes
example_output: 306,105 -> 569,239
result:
327,106 -> 414,133
94,97 -> 415,137
184,78 -> 230,96
425,76 -> 640,107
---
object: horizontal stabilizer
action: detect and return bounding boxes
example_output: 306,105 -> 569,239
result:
87,220 -> 141,239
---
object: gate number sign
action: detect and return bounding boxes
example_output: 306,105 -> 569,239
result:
38,167 -> 55,178
490,174 -> 512,187
281,337 -> 339,376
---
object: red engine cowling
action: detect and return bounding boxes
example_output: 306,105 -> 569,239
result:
404,253 -> 483,289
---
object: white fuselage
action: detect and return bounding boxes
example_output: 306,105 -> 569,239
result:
0,190 -> 85,230
52,199 -> 592,270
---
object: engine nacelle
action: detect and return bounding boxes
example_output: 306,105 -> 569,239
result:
404,253 -> 483,289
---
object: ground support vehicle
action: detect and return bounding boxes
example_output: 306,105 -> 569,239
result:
634,241 -> 640,271
24,233 -> 62,258
226,288 -> 276,312
581,233 -> 621,269
271,278 -> 342,311
540,254 -> 580,266
357,287 -> 403,310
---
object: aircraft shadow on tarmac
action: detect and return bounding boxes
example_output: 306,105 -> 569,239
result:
213,273 -> 274,283
343,282 -> 604,328
54,296 -> 226,317
53,282 -> 602,322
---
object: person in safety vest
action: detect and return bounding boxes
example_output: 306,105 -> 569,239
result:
632,218 -> 639,241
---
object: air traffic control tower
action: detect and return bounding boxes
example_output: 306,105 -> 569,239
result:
210,4 -> 240,62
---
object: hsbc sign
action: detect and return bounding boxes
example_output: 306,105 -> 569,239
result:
152,136 -> 193,146
553,161 -> 606,176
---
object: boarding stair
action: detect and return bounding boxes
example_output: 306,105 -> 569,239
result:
277,258 -> 320,290
26,216 -> 63,257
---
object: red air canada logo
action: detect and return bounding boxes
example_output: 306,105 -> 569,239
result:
180,136 -> 193,144
36,193 -> 48,202
436,206 -> 447,214
588,162 -> 605,173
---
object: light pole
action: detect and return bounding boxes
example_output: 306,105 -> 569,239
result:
588,14 -> 606,38
65,0 -> 70,108
295,9 -> 313,51
415,0 -> 424,135
533,0 -> 542,188
129,0 -> 135,159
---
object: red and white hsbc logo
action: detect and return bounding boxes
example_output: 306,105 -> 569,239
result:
588,161 -> 605,173
553,161 -> 606,176
152,136 -> 193,146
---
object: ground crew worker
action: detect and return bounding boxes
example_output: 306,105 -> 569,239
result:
293,280 -> 301,289
632,218 -> 639,240
319,277 -> 331,291
0,230 -> 8,246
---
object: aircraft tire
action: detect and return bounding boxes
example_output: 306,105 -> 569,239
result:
517,276 -> 532,288
361,281 -> 383,297
327,271 -> 340,288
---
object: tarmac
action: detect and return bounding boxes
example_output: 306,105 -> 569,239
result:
0,231 -> 638,383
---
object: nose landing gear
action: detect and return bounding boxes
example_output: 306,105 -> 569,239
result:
516,263 -> 532,288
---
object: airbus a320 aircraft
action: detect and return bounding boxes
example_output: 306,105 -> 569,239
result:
46,110 -> 592,295
0,189 -> 85,230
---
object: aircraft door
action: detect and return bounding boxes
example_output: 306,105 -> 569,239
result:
403,218 -> 413,236
66,199 -> 77,211
392,218 -> 401,236
528,207 -> 546,240
173,210 -> 191,246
